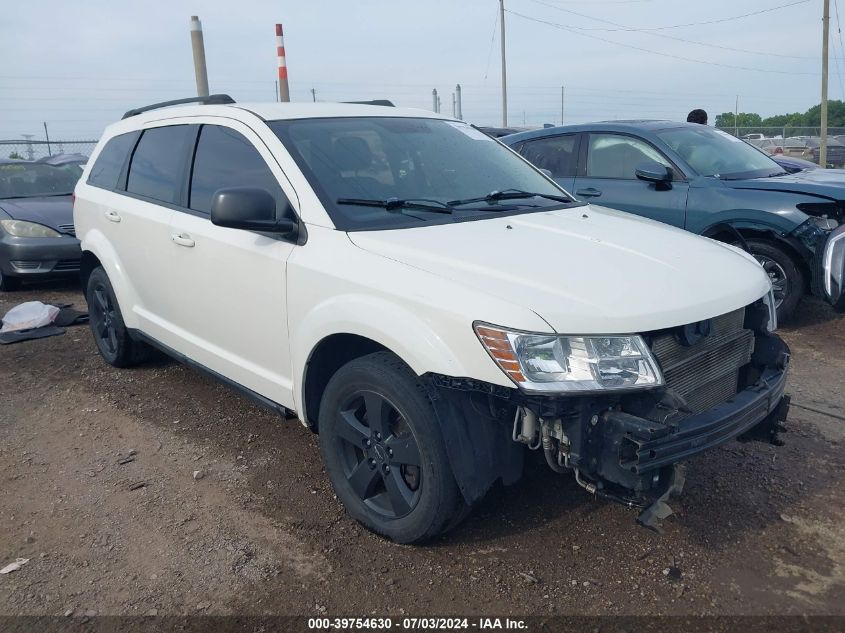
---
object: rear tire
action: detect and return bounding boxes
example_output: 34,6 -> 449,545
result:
318,351 -> 463,544
0,270 -> 22,292
746,239 -> 804,323
86,267 -> 151,367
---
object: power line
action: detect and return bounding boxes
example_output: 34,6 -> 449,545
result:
530,0 -> 812,32
506,9 -> 821,75
834,0 -> 845,97
525,0 -> 826,60
483,3 -> 499,80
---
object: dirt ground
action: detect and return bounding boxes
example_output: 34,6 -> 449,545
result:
0,281 -> 843,620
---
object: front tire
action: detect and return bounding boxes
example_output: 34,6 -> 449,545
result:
86,267 -> 151,367
746,239 -> 804,323
318,352 -> 463,544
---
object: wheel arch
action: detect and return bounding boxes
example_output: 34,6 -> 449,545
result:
301,333 -> 390,430
78,231 -> 142,329
701,222 -> 811,290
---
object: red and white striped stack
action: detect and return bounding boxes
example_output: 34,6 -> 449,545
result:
275,24 -> 290,102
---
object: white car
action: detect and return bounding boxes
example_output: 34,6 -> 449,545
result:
73,96 -> 790,543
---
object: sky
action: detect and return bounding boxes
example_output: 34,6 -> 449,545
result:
0,0 -> 837,141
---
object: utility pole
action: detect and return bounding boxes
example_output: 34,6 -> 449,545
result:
432,88 -> 438,112
821,0 -> 831,167
734,95 -> 739,136
189,16 -> 210,97
43,122 -> 52,157
455,84 -> 463,120
560,86 -> 565,126
275,24 -> 290,102
311,88 -> 316,102
499,0 -> 508,127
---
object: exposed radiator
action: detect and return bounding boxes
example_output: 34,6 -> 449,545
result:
650,308 -> 754,417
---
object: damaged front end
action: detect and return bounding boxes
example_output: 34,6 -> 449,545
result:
427,297 -> 790,531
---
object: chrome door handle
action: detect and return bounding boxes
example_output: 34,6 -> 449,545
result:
575,188 -> 602,198
171,233 -> 195,248
104,210 -> 122,222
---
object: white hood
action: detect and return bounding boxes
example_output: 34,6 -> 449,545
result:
347,205 -> 772,334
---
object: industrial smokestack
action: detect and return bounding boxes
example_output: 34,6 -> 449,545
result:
275,24 -> 290,102
189,16 -> 210,97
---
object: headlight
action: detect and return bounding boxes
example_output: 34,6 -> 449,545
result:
0,219 -> 61,238
474,323 -> 664,393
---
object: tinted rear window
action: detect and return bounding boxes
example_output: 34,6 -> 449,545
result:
127,126 -> 193,204
87,131 -> 139,190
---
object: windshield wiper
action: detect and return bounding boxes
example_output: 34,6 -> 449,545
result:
336,197 -> 453,215
447,189 -> 572,207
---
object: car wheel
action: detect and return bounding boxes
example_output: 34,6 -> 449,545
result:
318,351 -> 463,544
86,267 -> 152,367
746,239 -> 805,323
0,270 -> 22,292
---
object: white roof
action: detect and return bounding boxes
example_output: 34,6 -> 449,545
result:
236,102 -> 447,121
103,101 -> 452,138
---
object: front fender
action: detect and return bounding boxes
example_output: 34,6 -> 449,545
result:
79,230 -> 141,329
290,292 -> 515,418
687,185 -> 813,237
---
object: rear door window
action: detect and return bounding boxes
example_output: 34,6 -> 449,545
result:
87,131 -> 139,190
188,125 -> 284,214
517,134 -> 579,178
126,126 -> 194,204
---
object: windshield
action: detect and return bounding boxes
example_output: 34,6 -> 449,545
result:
268,117 -> 577,230
657,126 -> 784,179
0,162 -> 79,198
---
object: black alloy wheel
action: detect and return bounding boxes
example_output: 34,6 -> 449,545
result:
90,282 -> 119,358
335,390 -> 422,519
85,267 -> 151,367
318,352 -> 464,544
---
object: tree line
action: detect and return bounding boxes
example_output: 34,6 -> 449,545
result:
715,100 -> 845,130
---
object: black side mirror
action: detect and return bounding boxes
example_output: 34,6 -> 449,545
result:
210,187 -> 297,234
634,163 -> 672,183
635,163 -> 673,188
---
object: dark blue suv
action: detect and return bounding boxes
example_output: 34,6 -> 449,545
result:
502,121 -> 842,320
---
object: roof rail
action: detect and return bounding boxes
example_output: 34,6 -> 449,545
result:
122,94 -> 236,120
343,100 -> 395,107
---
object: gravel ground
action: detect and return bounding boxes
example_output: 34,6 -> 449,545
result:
0,281 -> 843,619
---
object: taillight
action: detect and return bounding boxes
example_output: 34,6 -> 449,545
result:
775,147 -> 783,154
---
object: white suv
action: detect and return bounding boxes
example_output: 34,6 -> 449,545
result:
74,96 -> 790,543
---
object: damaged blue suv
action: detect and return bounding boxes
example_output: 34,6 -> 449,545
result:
503,122 -> 841,320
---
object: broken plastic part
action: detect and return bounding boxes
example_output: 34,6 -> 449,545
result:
636,465 -> 686,533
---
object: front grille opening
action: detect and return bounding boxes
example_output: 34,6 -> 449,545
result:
649,307 -> 754,419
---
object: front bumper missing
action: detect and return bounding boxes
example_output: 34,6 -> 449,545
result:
529,332 -> 791,530
606,365 -> 788,476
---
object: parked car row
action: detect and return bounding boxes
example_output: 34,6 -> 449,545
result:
749,136 -> 845,168
3,98 -> 842,543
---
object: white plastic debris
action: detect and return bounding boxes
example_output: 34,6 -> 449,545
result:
0,302 -> 60,333
0,558 -> 30,574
